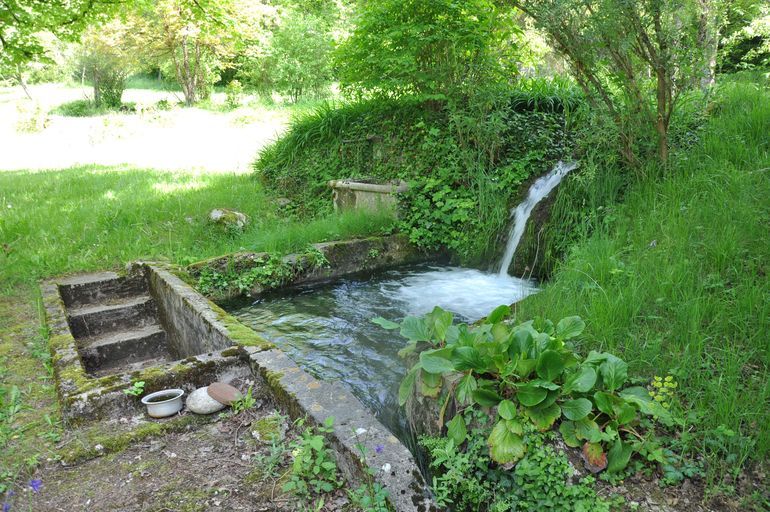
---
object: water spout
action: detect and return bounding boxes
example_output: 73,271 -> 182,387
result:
498,161 -> 578,276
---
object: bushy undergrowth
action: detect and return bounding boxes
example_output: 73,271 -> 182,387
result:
255,81 -> 582,263
50,99 -> 133,117
517,79 -> 770,485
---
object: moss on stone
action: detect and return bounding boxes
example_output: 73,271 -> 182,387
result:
265,369 -> 284,389
209,302 -> 275,350
59,415 -> 202,464
252,413 -> 284,443
220,347 -> 241,358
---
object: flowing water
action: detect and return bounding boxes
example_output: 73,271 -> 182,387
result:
498,161 -> 578,276
228,264 -> 538,448
228,161 -> 576,451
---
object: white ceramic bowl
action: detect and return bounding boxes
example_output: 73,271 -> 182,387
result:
141,388 -> 185,418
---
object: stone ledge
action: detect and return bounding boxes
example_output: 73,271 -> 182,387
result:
187,234 -> 438,301
248,348 -> 436,512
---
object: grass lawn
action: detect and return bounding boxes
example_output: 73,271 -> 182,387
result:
0,165 -> 393,484
517,80 -> 770,491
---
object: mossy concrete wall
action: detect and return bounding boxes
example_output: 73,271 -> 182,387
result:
188,234 -> 435,301
246,347 -> 436,512
42,265 -> 258,424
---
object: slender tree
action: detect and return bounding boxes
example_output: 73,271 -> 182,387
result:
511,0 -> 713,165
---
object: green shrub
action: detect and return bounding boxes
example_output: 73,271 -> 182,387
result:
51,99 -> 102,117
283,417 -> 341,497
224,79 -> 243,110
256,82 -> 583,263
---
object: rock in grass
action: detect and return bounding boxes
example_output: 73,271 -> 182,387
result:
186,387 -> 226,414
209,208 -> 249,231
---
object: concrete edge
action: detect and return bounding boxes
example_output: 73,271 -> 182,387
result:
246,347 -> 436,512
186,234 -> 437,301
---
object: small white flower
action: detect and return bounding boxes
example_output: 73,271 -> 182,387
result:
7,204 -> 12,208
355,428 -> 368,436
381,463 -> 391,473
94,444 -> 104,452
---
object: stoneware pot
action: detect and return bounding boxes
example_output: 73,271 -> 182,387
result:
141,388 -> 185,418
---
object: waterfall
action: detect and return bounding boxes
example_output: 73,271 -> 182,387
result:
498,161 -> 578,276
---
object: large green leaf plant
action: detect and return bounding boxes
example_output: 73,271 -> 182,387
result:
373,306 -> 674,473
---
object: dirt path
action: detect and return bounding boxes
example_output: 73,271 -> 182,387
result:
28,406 -> 351,512
0,84 -> 290,173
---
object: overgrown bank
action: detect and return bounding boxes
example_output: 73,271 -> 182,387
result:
255,82 -> 582,265
517,79 -> 770,492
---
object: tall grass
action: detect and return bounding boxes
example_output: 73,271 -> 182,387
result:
0,165 -> 394,292
516,80 -> 770,481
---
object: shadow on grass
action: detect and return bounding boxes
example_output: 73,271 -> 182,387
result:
0,165 -> 394,290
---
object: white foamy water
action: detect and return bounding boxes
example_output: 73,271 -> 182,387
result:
382,266 -> 538,322
498,161 -> 578,276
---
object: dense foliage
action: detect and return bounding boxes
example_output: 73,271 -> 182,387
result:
374,306 -> 683,509
517,78 -> 770,485
335,0 -> 517,99
512,0 -> 715,166
256,82 -> 581,262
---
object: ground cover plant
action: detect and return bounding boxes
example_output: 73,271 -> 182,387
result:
516,77 -> 770,499
375,306 -> 681,510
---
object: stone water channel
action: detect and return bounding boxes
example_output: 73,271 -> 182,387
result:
226,161 -> 577,455
227,264 -> 539,454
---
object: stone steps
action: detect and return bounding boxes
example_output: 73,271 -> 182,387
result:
58,272 -> 147,309
60,272 -> 175,376
67,295 -> 158,339
79,324 -> 172,374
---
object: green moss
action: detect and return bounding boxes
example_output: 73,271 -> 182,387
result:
59,365 -> 125,396
60,415 -> 202,464
220,347 -> 241,357
210,302 -> 275,350
252,413 -> 285,443
265,369 -> 284,389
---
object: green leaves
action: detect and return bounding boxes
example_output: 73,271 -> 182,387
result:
472,388 -> 502,407
398,367 -> 417,406
525,402 -> 561,430
562,366 -> 597,394
371,317 -> 399,330
446,414 -> 467,445
456,374 -> 477,405
488,419 -> 525,463
516,383 -> 548,407
555,316 -> 585,339
485,304 -> 511,324
400,316 -> 431,343
419,347 -> 455,374
497,399 -> 517,420
561,398 -> 592,421
536,350 -> 565,381
380,309 -> 672,475
598,356 -> 628,392
607,439 -> 633,473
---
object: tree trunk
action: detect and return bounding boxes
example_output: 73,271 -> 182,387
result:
93,72 -> 102,107
698,0 -> 718,89
15,69 -> 32,100
655,69 -> 669,164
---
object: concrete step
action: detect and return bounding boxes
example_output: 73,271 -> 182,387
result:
67,295 -> 158,339
90,355 -> 175,378
88,355 -> 174,378
79,324 -> 173,374
58,272 -> 147,309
